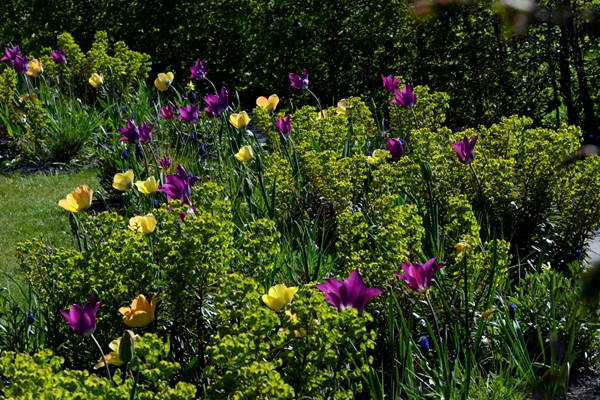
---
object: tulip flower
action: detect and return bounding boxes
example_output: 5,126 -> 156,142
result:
395,257 -> 446,292
58,184 -> 93,213
276,115 -> 291,135
316,269 -> 384,312
382,74 -> 401,94
203,86 -> 229,117
117,120 -> 153,143
89,73 -> 103,89
391,84 -> 417,109
230,111 -> 251,129
61,294 -> 100,337
190,59 -> 207,80
94,336 -> 126,368
154,72 -> 174,91
159,104 -> 175,120
235,145 -> 254,163
337,99 -> 349,116
113,170 -> 135,191
119,294 -> 158,328
159,156 -> 172,172
451,135 -> 478,164
26,59 -> 43,78
49,49 -> 67,64
128,214 -> 157,235
456,241 -> 468,256
289,69 -> 309,89
1,45 -> 21,62
177,104 -> 199,124
256,94 -> 279,112
135,176 -> 158,194
262,283 -> 298,312
157,165 -> 199,206
12,55 -> 28,75
385,138 -> 404,160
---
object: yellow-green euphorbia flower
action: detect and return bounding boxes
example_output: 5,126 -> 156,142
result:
89,73 -> 103,89
256,94 -> 279,112
26,59 -> 43,78
119,294 -> 158,328
230,111 -> 251,129
135,176 -> 158,194
262,283 -> 298,312
235,145 -> 254,163
113,170 -> 134,191
154,72 -> 174,91
128,214 -> 157,236
58,184 -> 93,213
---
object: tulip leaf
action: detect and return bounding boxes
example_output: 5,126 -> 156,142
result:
181,355 -> 200,383
310,134 -> 322,153
269,176 -> 277,220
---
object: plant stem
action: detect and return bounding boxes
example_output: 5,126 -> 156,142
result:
91,333 -> 112,382
463,251 -> 471,399
307,88 -> 323,115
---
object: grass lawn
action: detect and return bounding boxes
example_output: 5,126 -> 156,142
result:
0,169 -> 99,281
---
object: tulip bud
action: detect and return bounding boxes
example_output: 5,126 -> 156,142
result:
119,330 -> 135,364
242,177 -> 254,198
69,212 -> 79,232
420,161 -> 433,182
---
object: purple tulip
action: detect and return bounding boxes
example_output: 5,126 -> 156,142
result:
391,85 -> 417,109
157,165 -> 199,206
190,59 -> 207,80
396,257 -> 445,292
1,45 -> 21,62
11,55 -> 28,74
276,115 -> 292,135
117,120 -> 141,143
203,87 -> 229,117
386,138 -> 404,160
382,74 -> 401,94
289,69 -> 309,90
316,269 -> 384,312
177,104 -> 199,124
49,49 -> 67,64
60,294 -> 100,337
159,104 -> 175,120
159,156 -> 172,171
451,135 -> 478,164
139,122 -> 154,142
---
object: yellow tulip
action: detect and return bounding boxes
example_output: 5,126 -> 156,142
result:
94,330 -> 138,369
262,283 -> 298,312
316,110 -> 328,119
234,145 -> 254,163
26,59 -> 43,78
113,170 -> 134,191
456,242 -> 468,256
135,176 -> 158,194
128,214 -> 157,236
337,99 -> 350,116
89,73 -> 104,89
119,294 -> 158,328
230,111 -> 251,129
154,72 -> 174,91
58,184 -> 93,213
256,94 -> 279,112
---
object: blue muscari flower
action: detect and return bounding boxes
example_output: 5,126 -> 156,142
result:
48,77 -> 53,85
27,310 -> 34,325
421,337 -> 430,352
365,150 -> 372,156
440,233 -> 446,241
575,249 -> 582,260
181,93 -> 186,100
122,149 -> 129,159
122,106 -> 127,113
237,188 -> 243,197
99,105 -> 105,112
190,92 -> 197,102
199,144 -> 206,155
189,171 -> 194,178
509,302 -> 515,320
153,199 -> 159,208
131,113 -> 135,120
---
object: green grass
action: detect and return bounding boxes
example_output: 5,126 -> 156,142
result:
0,169 -> 99,280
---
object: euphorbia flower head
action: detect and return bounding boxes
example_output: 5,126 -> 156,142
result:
289,69 -> 309,90
12,55 -> 28,74
119,294 -> 157,328
391,84 -> 417,109
26,59 -> 42,78
157,165 -> 199,206
61,294 -> 100,337
159,104 -> 175,120
256,94 -> 279,112
177,104 -> 199,124
396,257 -> 445,292
386,138 -> 404,160
262,284 -> 298,312
190,59 -> 207,80
451,135 -> 478,164
382,74 -> 401,94
58,184 -> 93,213
276,114 -> 292,135
49,49 -> 67,64
316,269 -> 384,312
1,45 -> 20,62
203,86 -> 229,117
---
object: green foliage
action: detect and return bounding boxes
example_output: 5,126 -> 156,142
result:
0,67 -> 17,106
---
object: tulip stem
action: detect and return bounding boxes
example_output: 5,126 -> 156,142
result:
205,78 -> 218,95
463,250 -> 472,398
91,333 -> 112,382
307,88 -> 323,116
425,292 -> 450,396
